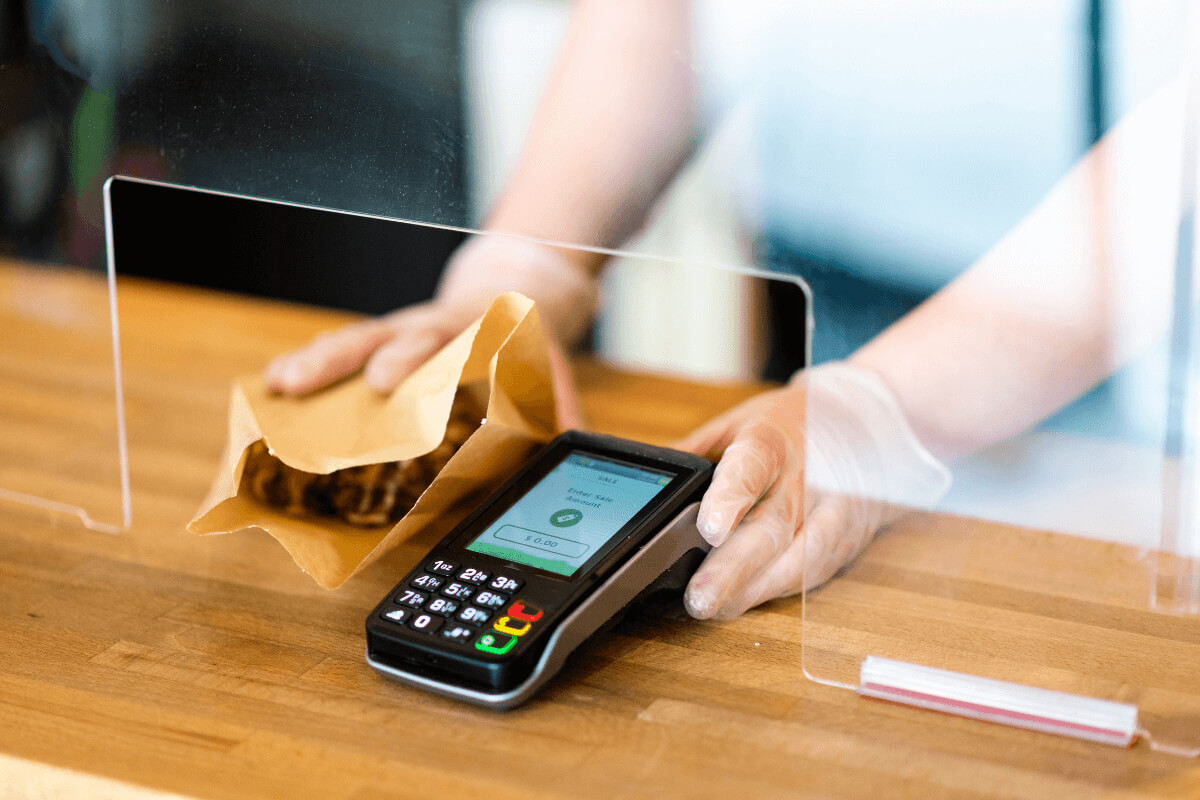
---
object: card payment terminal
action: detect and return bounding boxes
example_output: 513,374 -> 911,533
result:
365,431 -> 714,709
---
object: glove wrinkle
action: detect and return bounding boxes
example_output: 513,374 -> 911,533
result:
684,361 -> 952,619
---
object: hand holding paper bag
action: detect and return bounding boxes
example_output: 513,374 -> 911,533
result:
264,234 -> 594,429
189,293 -> 564,590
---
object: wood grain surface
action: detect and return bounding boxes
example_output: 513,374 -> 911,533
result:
2,261 -> 1199,799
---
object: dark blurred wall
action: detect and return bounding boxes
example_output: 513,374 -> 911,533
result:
0,0 -> 470,313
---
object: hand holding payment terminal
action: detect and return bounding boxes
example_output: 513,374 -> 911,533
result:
365,431 -> 714,709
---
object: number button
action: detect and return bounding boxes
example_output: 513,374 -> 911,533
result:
457,567 -> 490,585
408,613 -> 443,635
381,608 -> 410,625
441,624 -> 475,644
427,559 -> 458,576
489,574 -> 523,593
425,597 -> 459,617
396,589 -> 428,609
473,590 -> 507,609
456,606 -> 493,626
410,574 -> 444,591
475,631 -> 517,655
441,582 -> 474,601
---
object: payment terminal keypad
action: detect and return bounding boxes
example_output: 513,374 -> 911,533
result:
441,582 -> 474,601
489,575 -> 523,593
441,624 -> 475,643
457,567 -> 489,585
456,606 -> 493,626
381,608 -> 410,624
396,589 -> 427,609
426,597 -> 459,616
410,574 -> 444,592
408,612 -> 443,635
475,631 -> 517,655
508,600 -> 543,622
427,559 -> 458,576
493,617 -> 531,636
378,557 -> 547,660
472,590 -> 507,609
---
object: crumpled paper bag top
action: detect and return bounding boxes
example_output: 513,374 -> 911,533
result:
188,292 -> 560,589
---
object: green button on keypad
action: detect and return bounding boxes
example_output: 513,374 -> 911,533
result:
474,631 -> 517,655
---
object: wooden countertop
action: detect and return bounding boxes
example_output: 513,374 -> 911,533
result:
2,261 -> 1199,799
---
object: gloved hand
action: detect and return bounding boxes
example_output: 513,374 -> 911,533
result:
264,233 -> 598,427
677,361 -> 952,619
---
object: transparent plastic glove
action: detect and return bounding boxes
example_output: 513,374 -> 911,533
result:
263,234 -> 597,427
677,361 -> 952,620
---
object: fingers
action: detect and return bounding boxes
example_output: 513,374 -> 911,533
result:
362,326 -> 453,393
265,303 -> 463,396
695,423 -> 789,545
678,418 -> 801,619
718,494 -> 848,618
683,479 -> 802,619
265,320 -> 394,395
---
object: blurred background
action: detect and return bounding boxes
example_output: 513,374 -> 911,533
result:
0,0 -> 1188,541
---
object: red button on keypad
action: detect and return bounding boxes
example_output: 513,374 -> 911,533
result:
508,601 -> 543,623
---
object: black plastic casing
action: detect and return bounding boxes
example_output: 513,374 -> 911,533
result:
365,431 -> 713,693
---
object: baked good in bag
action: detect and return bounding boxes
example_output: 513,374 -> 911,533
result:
240,392 -> 484,526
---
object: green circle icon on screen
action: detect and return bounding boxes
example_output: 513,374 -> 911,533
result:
550,508 -> 583,527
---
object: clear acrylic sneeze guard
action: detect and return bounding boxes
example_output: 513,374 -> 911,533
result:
801,14 -> 1200,753
0,257 -> 129,534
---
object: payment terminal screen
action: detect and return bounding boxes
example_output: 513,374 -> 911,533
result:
465,451 -> 673,577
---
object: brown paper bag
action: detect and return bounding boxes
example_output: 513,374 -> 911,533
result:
188,292 -> 561,589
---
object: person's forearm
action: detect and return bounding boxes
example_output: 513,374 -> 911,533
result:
484,0 -> 696,274
850,79 -> 1182,461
